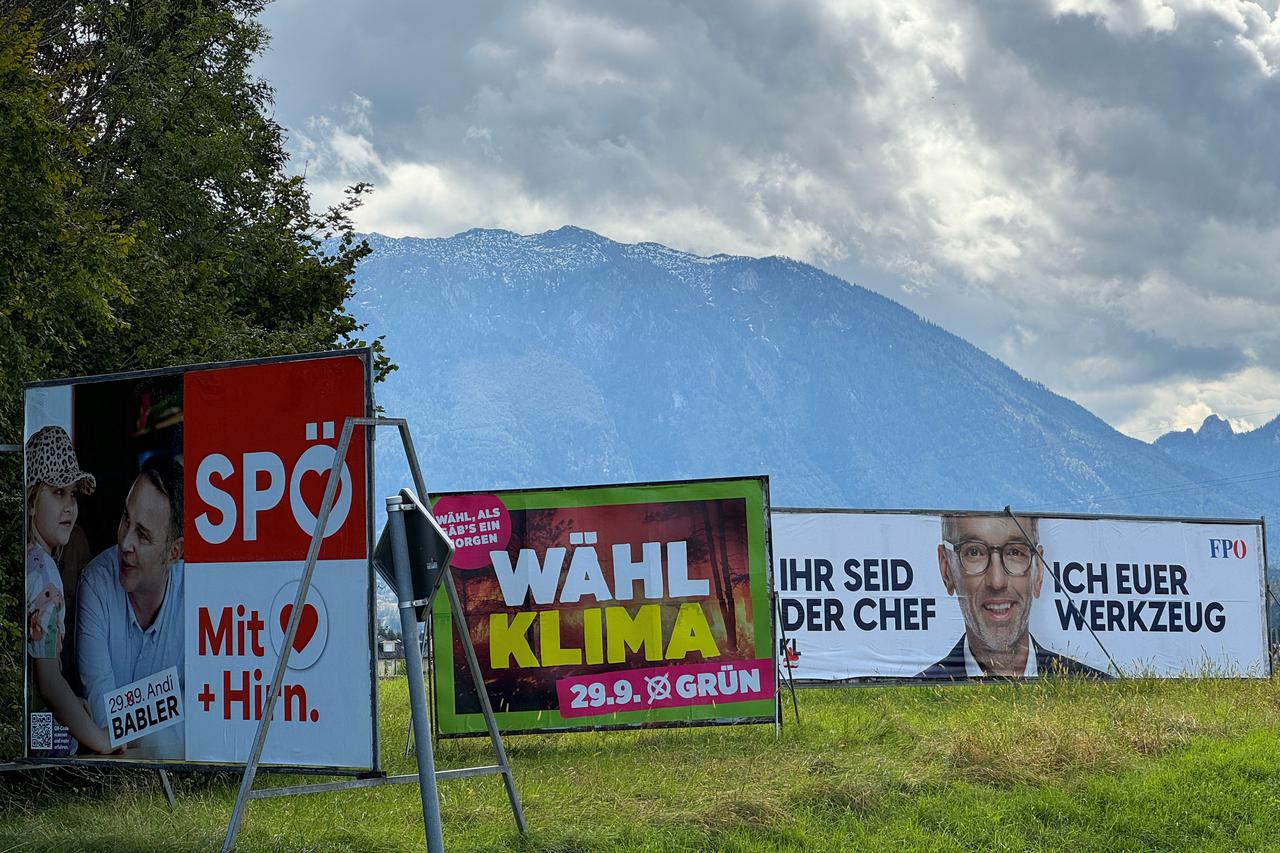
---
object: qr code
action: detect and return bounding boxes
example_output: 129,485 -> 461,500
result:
30,712 -> 53,751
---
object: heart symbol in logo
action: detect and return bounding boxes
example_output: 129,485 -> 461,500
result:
299,468 -> 329,521
279,603 -> 319,654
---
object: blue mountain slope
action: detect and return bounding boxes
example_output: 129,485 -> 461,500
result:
349,227 -> 1279,564
1155,416 -> 1280,516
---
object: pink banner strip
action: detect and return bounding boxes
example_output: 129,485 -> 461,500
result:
555,658 -> 775,718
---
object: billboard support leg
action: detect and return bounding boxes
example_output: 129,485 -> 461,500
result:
405,697 -> 416,756
219,416 -> 526,850
158,769 -> 176,811
772,596 -> 782,738
774,684 -> 782,739
222,416 -> 360,851
774,594 -> 800,726
392,420 -> 527,835
441,568 -> 528,833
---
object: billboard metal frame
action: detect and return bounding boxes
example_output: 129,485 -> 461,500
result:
430,474 -> 780,738
773,504 -> 1272,686
11,373 -> 526,848
222,416 -> 525,852
16,349 -> 378,774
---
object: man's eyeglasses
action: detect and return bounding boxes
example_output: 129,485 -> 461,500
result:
945,539 -> 1037,576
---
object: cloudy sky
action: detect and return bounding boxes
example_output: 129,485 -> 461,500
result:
256,0 -> 1280,440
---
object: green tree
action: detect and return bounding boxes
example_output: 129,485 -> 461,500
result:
1,8 -> 133,759
0,1 -> 390,757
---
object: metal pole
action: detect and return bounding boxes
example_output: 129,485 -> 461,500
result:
1004,505 -> 1121,676
404,657 -> 417,758
769,566 -> 780,737
395,421 -> 526,834
405,624 -> 430,757
387,496 -> 446,853
774,593 -> 800,726
222,417 -> 358,852
399,420 -> 429,766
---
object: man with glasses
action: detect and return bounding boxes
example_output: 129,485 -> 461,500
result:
917,513 -> 1106,679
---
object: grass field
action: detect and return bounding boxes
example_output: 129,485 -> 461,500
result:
3,675 -> 1280,851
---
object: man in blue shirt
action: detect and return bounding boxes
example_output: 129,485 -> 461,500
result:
78,459 -> 185,759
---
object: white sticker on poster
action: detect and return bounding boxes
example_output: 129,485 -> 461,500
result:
106,666 -> 183,748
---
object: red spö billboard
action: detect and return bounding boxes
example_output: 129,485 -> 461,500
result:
22,351 -> 375,769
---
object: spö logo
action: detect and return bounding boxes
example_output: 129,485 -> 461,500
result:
193,420 -> 353,545
1208,538 -> 1248,559
183,355 -> 368,565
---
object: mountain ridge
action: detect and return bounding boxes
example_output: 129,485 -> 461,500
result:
346,227 -> 1279,566
1155,414 -> 1280,519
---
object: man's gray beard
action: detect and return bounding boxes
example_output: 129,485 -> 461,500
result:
958,595 -> 1031,654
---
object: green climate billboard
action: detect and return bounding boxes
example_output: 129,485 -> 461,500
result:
430,477 -> 775,735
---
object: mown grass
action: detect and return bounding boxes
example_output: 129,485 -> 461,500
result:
3,676 -> 1280,851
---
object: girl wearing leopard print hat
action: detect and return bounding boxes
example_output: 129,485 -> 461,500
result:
26,425 -> 115,755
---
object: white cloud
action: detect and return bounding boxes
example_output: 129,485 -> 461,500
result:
1049,0 -> 1179,34
1079,365 -> 1280,437
258,0 -> 1280,438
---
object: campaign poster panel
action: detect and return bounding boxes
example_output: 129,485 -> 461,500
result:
431,477 -> 775,735
774,509 -> 1269,681
22,351 -> 374,768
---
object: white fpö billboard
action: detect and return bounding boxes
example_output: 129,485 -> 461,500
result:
773,509 -> 1270,681
22,351 -> 375,769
